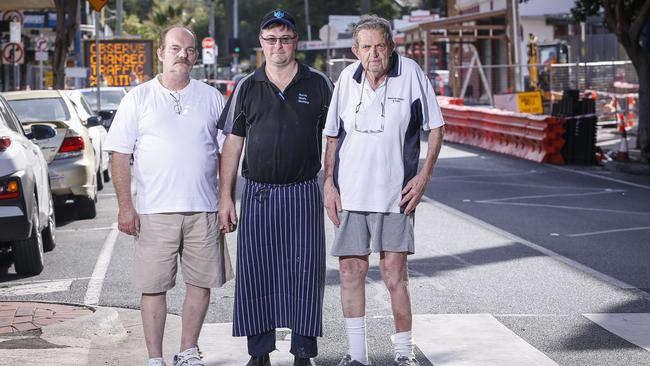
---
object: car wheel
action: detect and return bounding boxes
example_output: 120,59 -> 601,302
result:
76,196 -> 97,219
13,194 -> 44,275
42,192 -> 56,252
103,169 -> 111,183
96,169 -> 104,191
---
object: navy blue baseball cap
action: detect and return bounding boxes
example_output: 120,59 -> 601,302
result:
260,9 -> 297,31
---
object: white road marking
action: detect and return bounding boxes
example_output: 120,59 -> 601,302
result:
567,226 -> 650,237
583,313 -> 650,352
57,226 -> 116,233
422,197 -> 649,296
412,314 -> 558,365
0,280 -> 72,296
476,189 -> 624,202
84,223 -> 119,306
548,165 -> 650,190
474,201 -> 650,216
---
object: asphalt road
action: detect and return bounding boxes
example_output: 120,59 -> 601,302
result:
1,142 -> 649,366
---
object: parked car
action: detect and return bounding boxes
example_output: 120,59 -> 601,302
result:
0,95 -> 57,275
66,90 -> 111,188
78,87 -> 128,130
3,90 -> 100,219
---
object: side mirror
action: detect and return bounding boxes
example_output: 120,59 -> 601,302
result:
86,116 -> 102,128
98,110 -> 114,130
27,124 -> 56,140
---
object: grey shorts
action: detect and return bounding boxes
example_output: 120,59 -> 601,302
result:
134,212 -> 233,293
330,210 -> 415,256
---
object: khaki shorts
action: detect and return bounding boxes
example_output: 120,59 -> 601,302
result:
134,212 -> 233,293
330,210 -> 415,256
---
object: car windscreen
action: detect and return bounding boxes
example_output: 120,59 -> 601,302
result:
8,97 -> 71,122
81,90 -> 125,110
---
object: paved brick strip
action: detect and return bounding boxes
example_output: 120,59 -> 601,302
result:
0,302 -> 93,334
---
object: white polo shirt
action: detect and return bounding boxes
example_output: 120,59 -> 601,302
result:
324,53 -> 444,213
104,76 -> 226,214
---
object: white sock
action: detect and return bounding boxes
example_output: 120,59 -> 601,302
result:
148,357 -> 166,366
345,316 -> 369,364
391,330 -> 414,360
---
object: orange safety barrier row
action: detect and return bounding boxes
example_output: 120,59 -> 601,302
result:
438,98 -> 565,164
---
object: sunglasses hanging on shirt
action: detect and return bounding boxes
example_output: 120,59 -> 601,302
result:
169,92 -> 182,115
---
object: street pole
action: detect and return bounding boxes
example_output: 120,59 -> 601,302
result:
95,10 -> 101,111
13,44 -> 19,91
39,59 -> 44,90
304,0 -> 312,41
209,0 -> 216,80
116,0 -> 123,36
360,0 -> 370,15
511,0 -> 522,92
233,0 -> 239,73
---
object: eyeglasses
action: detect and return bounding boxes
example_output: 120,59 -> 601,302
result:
165,45 -> 197,56
169,92 -> 182,114
260,35 -> 297,45
353,75 -> 388,134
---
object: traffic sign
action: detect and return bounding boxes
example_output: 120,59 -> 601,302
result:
202,37 -> 215,49
202,47 -> 215,65
36,35 -> 49,52
35,51 -> 48,61
87,0 -> 109,12
2,43 -> 24,65
2,10 -> 23,25
9,21 -> 21,43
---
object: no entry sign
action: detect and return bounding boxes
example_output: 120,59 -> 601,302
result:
2,43 -> 24,65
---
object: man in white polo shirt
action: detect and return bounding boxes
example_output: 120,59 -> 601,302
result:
323,15 -> 445,366
104,25 -> 230,366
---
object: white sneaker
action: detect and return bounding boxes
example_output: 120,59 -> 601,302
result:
148,358 -> 167,366
173,347 -> 204,366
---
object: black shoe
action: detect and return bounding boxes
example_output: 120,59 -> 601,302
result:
246,354 -> 271,366
294,357 -> 313,366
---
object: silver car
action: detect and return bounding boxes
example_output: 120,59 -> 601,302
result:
0,95 -> 56,275
4,90 -> 100,219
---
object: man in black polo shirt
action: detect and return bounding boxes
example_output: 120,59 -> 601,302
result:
218,9 -> 333,366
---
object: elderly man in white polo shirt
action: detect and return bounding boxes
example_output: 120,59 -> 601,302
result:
323,15 -> 445,366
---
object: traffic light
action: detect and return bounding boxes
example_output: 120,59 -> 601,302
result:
228,37 -> 241,54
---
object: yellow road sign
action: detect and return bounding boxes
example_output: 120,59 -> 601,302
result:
88,0 -> 109,12
517,91 -> 543,114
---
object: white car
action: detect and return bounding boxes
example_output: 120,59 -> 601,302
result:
66,90 -> 111,187
79,87 -> 128,130
4,90 -> 101,219
0,95 -> 56,275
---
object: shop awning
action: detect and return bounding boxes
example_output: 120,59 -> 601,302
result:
0,0 -> 55,11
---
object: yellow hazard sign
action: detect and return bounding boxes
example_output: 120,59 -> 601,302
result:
88,0 -> 109,12
517,91 -> 543,114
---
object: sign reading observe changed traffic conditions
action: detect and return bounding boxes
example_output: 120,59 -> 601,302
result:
84,39 -> 153,87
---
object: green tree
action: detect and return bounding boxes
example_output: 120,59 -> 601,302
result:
572,0 -> 650,162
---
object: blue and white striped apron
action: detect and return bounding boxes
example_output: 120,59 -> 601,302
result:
233,178 -> 326,337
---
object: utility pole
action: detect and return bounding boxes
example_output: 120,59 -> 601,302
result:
510,0 -> 522,92
116,0 -> 123,36
95,10 -> 101,111
360,0 -> 370,15
232,0 -> 239,73
209,0 -> 216,79
304,0 -> 312,41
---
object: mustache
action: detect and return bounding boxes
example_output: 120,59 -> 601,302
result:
174,58 -> 191,65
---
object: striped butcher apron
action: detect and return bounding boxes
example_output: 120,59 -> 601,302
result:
233,178 -> 326,337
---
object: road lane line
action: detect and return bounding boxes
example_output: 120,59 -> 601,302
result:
473,201 -> 650,216
412,314 -> 558,365
57,226 -> 115,232
476,189 -> 625,202
583,313 -> 650,352
422,197 -> 650,298
548,165 -> 650,190
0,280 -> 72,296
567,226 -> 650,237
84,222 -> 119,306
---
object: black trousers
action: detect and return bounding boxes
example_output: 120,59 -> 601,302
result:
247,329 -> 318,358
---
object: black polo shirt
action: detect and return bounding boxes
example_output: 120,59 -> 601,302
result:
218,62 -> 333,184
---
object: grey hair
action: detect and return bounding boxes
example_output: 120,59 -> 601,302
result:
352,15 -> 395,50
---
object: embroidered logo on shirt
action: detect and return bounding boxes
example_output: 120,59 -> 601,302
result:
387,96 -> 405,103
298,93 -> 310,104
